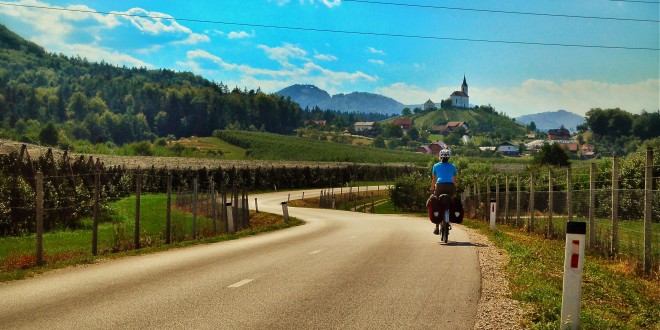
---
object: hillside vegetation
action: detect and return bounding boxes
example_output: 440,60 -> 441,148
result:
410,106 -> 528,141
214,130 -> 432,165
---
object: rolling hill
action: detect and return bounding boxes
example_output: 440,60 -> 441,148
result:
516,109 -> 585,132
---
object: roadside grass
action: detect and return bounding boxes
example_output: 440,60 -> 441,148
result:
0,194 -> 302,282
463,219 -> 660,329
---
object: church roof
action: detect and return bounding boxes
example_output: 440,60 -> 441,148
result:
451,91 -> 468,97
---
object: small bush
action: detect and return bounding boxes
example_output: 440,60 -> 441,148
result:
389,172 -> 429,212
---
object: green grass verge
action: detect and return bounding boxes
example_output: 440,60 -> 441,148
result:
0,194 -> 302,282
463,219 -> 660,329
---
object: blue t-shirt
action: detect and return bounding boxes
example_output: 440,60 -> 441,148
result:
432,162 -> 457,183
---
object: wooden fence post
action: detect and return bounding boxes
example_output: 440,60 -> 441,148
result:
567,166 -> 573,222
166,174 -> 172,244
92,172 -> 100,255
644,147 -> 653,273
529,174 -> 535,233
36,172 -> 44,266
211,178 -> 217,234
495,178 -> 500,222
505,176 -> 510,225
516,175 -> 521,228
548,169 -> 553,238
135,171 -> 141,250
589,163 -> 596,247
611,156 -> 619,256
486,180 -> 490,222
192,178 -> 198,238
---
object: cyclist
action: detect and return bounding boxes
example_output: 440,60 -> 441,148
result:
430,148 -> 457,235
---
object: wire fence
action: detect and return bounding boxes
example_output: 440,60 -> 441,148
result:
463,147 -> 658,275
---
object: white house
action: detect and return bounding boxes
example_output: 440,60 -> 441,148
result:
354,122 -> 374,132
497,142 -> 519,154
450,76 -> 469,108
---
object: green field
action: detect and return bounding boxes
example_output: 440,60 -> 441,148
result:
214,130 -> 433,165
0,194 -> 299,282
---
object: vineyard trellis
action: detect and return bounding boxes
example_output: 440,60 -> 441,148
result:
0,145 -> 413,266
463,147 -> 659,275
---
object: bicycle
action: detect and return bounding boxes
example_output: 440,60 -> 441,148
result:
429,193 -> 453,243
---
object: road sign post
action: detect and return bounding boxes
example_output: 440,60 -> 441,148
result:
561,221 -> 586,330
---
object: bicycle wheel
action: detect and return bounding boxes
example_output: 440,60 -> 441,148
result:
441,223 -> 449,243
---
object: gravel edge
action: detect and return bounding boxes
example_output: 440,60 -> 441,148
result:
462,226 -> 527,330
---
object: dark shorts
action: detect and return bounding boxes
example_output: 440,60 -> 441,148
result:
434,182 -> 456,197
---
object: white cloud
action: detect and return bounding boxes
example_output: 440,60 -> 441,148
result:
368,59 -> 385,65
367,47 -> 385,55
258,43 -> 308,65
314,52 -> 338,61
228,30 -> 256,39
171,33 -> 210,45
269,0 -> 341,7
177,46 -> 377,94
377,79 -> 660,117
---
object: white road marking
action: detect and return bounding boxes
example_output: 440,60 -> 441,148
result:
228,279 -> 253,288
308,250 -> 322,255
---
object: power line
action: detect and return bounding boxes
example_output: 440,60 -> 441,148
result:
607,0 -> 660,4
1,2 -> 658,51
343,0 -> 660,23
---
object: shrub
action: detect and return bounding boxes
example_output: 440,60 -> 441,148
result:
389,172 -> 429,212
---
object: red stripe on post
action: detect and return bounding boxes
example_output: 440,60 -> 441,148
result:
571,240 -> 580,268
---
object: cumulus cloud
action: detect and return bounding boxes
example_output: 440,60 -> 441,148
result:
377,79 -> 660,117
314,52 -> 338,61
367,47 -> 385,55
258,43 -> 309,66
368,59 -> 385,65
228,30 -> 256,39
177,46 -> 376,93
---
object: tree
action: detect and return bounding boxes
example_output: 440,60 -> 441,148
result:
527,121 -> 537,132
67,92 -> 88,121
533,143 -> 570,167
39,122 -> 59,146
401,107 -> 412,117
373,136 -> 386,148
407,127 -> 420,141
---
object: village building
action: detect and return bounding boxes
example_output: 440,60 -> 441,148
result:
431,121 -> 469,134
416,141 -> 449,155
424,99 -> 437,110
393,118 -> 413,130
497,141 -> 519,155
548,127 -> 571,140
354,121 -> 374,132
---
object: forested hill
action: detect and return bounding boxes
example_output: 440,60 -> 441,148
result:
0,24 -> 308,145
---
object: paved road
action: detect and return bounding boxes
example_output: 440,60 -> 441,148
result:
0,189 -> 481,329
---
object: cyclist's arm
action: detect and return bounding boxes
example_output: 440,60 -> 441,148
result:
432,174 -> 438,190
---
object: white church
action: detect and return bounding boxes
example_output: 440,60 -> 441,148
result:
423,76 -> 470,110
450,76 -> 469,108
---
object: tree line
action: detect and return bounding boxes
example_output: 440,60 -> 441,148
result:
0,23 -> 392,149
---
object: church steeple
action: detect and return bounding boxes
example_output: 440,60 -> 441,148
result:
461,75 -> 468,96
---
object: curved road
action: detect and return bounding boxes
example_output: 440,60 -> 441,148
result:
0,189 -> 480,329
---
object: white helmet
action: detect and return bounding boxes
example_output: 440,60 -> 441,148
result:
439,149 -> 452,158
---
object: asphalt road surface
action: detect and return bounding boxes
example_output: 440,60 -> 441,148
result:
0,189 -> 481,329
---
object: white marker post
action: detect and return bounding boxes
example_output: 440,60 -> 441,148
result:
489,197 -> 497,230
561,221 -> 586,330
226,202 -> 235,234
281,202 -> 289,224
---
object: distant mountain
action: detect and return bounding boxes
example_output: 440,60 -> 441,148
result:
516,110 -> 585,132
276,84 -> 404,115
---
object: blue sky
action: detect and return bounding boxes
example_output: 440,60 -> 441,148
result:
0,0 -> 658,117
